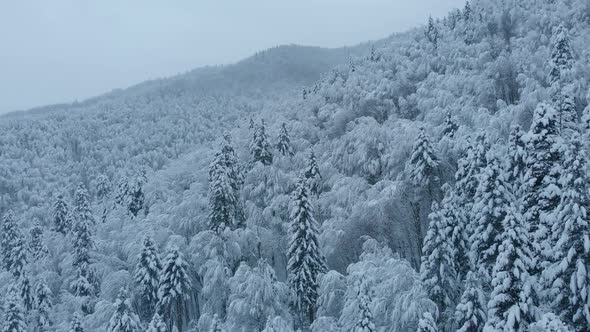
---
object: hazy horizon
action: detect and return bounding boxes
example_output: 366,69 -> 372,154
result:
0,0 -> 464,113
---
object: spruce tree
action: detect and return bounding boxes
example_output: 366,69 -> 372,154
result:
548,136 -> 590,331
287,175 -> 327,325
355,280 -> 375,332
128,174 -> 146,217
1,211 -> 20,272
506,125 -> 527,194
417,312 -> 438,332
420,199 -> 458,320
408,128 -> 439,190
52,194 -> 71,234
443,184 -> 470,282
35,280 -> 53,329
74,184 -> 94,226
18,273 -> 34,312
581,88 -> 590,132
251,119 -> 274,165
549,25 -> 574,86
29,222 -> 48,261
463,0 -> 472,21
71,264 -> 93,297
147,313 -> 167,332
2,286 -> 26,332
135,235 -> 162,319
107,288 -> 142,332
96,174 -> 111,223
276,123 -> 294,157
10,230 -> 28,278
71,205 -> 93,268
304,150 -> 322,197
484,206 -> 537,332
157,247 -> 192,332
425,16 -> 440,48
470,155 -> 513,281
115,177 -> 130,207
455,272 -> 487,332
553,84 -> 577,137
442,111 -> 458,139
208,134 -> 244,233
523,103 -> 562,267
70,313 -> 84,332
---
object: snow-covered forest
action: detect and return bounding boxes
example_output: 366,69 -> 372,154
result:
2,0 -> 590,331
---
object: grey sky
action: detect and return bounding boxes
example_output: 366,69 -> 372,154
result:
0,0 -> 463,113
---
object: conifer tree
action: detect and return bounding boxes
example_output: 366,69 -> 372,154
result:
29,222 -> 48,261
128,174 -> 146,217
470,155 -> 513,281
96,174 -> 111,223
70,313 -> 84,332
581,88 -> 590,132
208,134 -> 244,233
251,119 -> 274,165
157,247 -> 192,332
2,286 -> 26,332
408,128 -> 439,190
115,177 -> 130,207
553,84 -> 577,136
425,16 -> 440,48
35,280 -> 53,329
71,264 -> 93,297
1,211 -> 20,273
10,230 -> 28,278
52,194 -> 71,234
71,205 -> 93,268
304,150 -> 322,197
421,197 -> 459,320
276,123 -> 294,157
355,280 -> 375,332
523,103 -> 562,266
146,313 -> 167,332
484,206 -> 537,332
74,184 -> 94,225
287,175 -> 327,325
442,111 -> 458,139
547,136 -> 590,331
417,312 -> 438,332
18,273 -> 34,312
107,288 -> 142,332
135,235 -> 162,319
506,125 -> 527,194
455,272 -> 487,332
463,1 -> 472,21
549,25 -> 574,86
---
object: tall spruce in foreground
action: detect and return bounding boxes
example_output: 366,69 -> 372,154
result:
420,199 -> 458,321
251,119 -> 274,165
455,272 -> 487,332
547,136 -> 590,331
157,246 -> 192,332
107,288 -> 142,332
135,235 -> 162,320
484,206 -> 537,332
52,194 -> 71,234
276,123 -> 294,157
69,313 -> 84,332
287,175 -> 327,325
2,286 -> 26,332
470,155 -> 513,281
208,134 -> 244,233
523,103 -> 562,268
408,128 -> 439,190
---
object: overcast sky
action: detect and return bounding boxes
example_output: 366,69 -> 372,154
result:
0,0 -> 463,113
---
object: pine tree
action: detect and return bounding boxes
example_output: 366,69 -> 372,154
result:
1,211 -> 20,273
10,230 -> 28,278
52,194 -> 71,234
276,123 -> 294,157
547,136 -> 590,331
135,235 -> 162,319
304,150 -> 322,197
355,280 -> 375,332
157,247 -> 192,332
470,155 -> 513,281
2,286 -> 26,332
29,222 -> 48,261
420,199 -> 458,320
147,313 -> 167,332
208,134 -> 244,233
484,206 -> 537,332
442,111 -> 458,138
425,16 -> 440,48
107,288 -> 142,332
523,103 -> 562,267
287,175 -> 327,325
455,272 -> 487,332
251,119 -> 274,165
74,184 -> 94,225
69,313 -> 84,332
35,280 -> 53,329
408,128 -> 439,190
417,312 -> 438,332
549,25 -> 574,86
18,273 -> 34,312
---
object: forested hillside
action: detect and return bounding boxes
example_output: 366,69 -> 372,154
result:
2,0 -> 590,331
